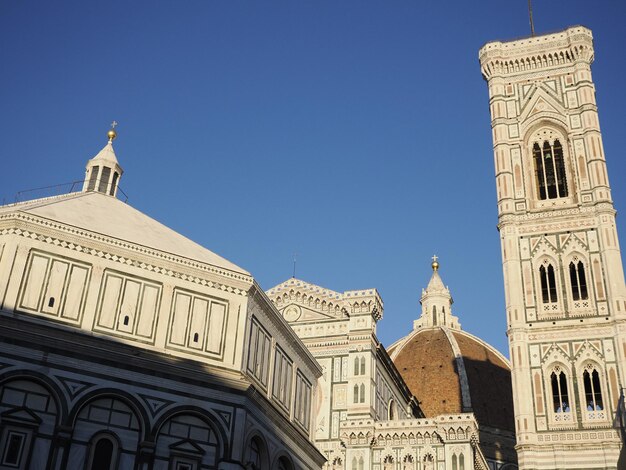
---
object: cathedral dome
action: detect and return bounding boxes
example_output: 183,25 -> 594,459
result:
388,260 -> 515,432
388,326 -> 514,431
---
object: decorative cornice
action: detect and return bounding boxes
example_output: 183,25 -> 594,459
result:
267,278 -> 384,321
0,219 -> 250,297
498,202 -> 616,228
0,212 -> 252,284
479,26 -> 593,80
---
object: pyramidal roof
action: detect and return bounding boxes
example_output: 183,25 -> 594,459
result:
0,192 -> 249,275
89,141 -> 120,166
425,269 -> 446,293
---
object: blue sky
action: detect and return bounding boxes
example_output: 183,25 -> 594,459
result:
1,1 -> 625,355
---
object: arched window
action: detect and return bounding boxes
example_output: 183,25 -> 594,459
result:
109,172 -> 119,196
358,456 -> 364,470
383,455 -> 394,470
359,384 -> 365,403
452,454 -> 458,470
277,456 -> 293,470
403,455 -> 414,470
583,365 -> 604,411
246,436 -> 266,469
332,457 -> 343,470
551,367 -> 570,412
353,385 -> 359,403
388,399 -> 395,420
352,457 -> 358,470
459,453 -> 465,470
569,260 -> 588,301
432,306 -> 437,326
87,434 -> 118,470
533,139 -> 568,200
360,357 -> 366,376
354,357 -> 359,375
539,264 -> 558,303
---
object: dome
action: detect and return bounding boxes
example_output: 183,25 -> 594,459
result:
388,259 -> 514,432
388,326 -> 514,432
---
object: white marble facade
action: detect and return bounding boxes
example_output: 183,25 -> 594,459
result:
480,26 -> 626,469
267,279 -> 497,470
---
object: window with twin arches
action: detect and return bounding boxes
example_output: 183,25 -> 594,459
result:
536,255 -> 590,309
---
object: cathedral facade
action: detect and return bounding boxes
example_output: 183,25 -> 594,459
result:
480,26 -> 626,469
267,264 -> 517,470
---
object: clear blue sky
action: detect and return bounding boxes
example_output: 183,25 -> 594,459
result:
1,1 -> 625,356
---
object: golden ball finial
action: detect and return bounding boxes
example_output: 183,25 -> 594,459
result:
431,255 -> 439,271
107,120 -> 118,142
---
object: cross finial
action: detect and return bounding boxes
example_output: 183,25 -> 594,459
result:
292,252 -> 298,278
111,121 -> 118,129
431,254 -> 439,271
432,255 -> 438,263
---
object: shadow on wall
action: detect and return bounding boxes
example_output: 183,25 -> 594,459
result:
0,314 -> 301,470
452,356 -> 517,467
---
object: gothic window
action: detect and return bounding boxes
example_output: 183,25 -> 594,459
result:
332,457 -> 343,470
452,454 -> 457,470
359,384 -> 366,403
383,455 -> 394,470
551,367 -> 570,413
360,357 -> 365,375
403,455 -> 414,470
358,457 -> 364,470
583,364 -> 604,412
432,306 -> 437,326
539,263 -> 558,303
569,259 -> 588,301
459,454 -> 465,470
533,139 -> 568,200
354,385 -> 359,403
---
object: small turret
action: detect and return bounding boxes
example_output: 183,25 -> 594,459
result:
82,122 -> 123,196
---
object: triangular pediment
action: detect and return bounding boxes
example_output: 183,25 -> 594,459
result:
169,438 -> 204,455
520,88 -> 564,123
531,235 -> 558,257
280,303 -> 340,324
562,233 -> 588,252
1,406 -> 42,426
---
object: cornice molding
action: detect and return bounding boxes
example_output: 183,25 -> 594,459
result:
0,216 -> 251,296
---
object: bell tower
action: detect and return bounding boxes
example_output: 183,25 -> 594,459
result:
480,27 -> 626,468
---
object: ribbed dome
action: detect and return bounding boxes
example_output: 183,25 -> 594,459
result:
389,326 -> 515,432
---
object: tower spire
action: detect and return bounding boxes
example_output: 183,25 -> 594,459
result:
528,0 -> 535,36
